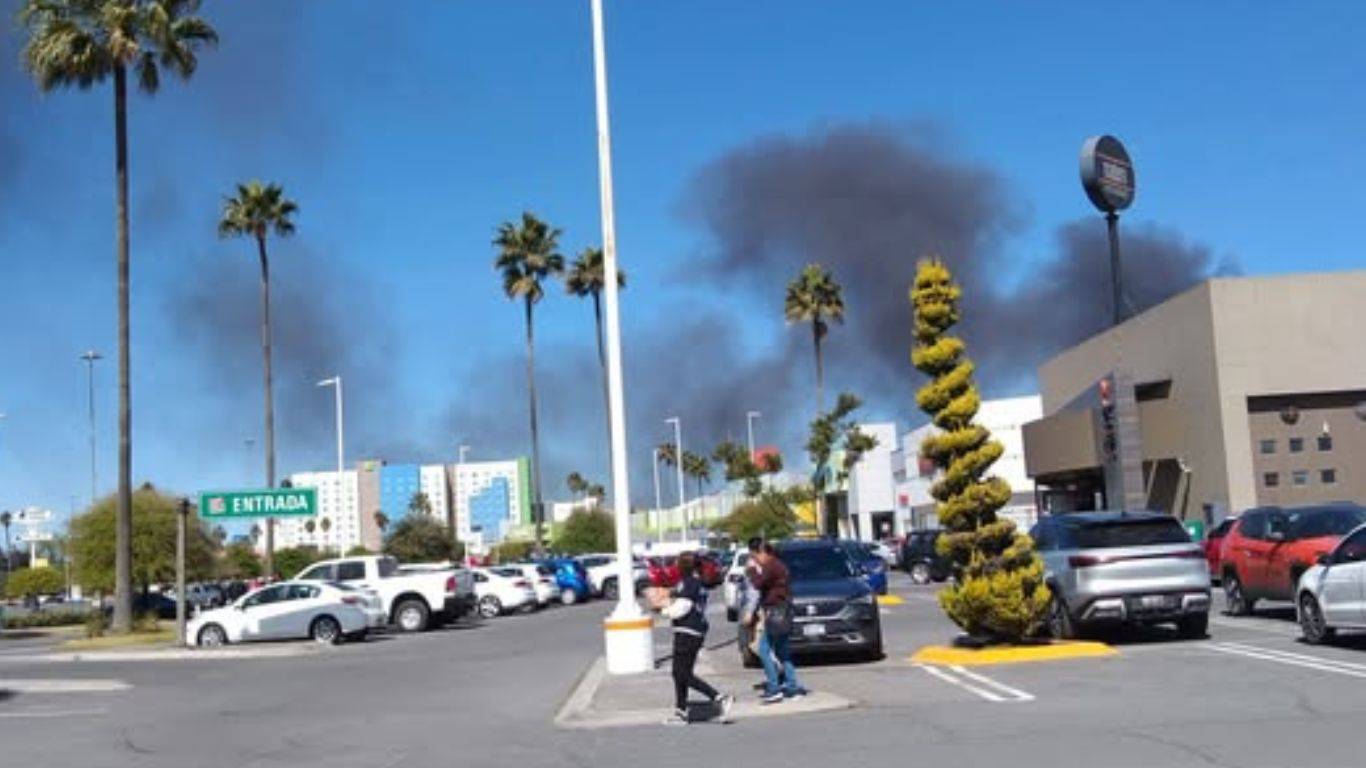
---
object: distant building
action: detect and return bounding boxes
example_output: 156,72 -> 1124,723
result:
845,422 -> 899,540
276,470 -> 360,553
1023,272 -> 1366,522
449,458 -> 532,552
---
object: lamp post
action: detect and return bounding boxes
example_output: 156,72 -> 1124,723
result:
457,444 -> 470,561
651,447 -> 663,543
175,497 -> 189,647
80,350 -> 102,505
317,377 -> 344,552
665,416 -> 685,542
590,0 -> 651,675
746,410 -> 761,458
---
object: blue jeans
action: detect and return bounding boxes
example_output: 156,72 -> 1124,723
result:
758,629 -> 802,696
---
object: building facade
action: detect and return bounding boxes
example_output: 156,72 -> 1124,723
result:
846,422 -> 899,541
276,470 -> 360,553
1023,272 -> 1366,522
449,458 -> 531,551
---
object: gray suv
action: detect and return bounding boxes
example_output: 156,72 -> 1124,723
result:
1031,511 -> 1212,639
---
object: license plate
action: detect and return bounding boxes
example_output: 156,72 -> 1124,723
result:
802,623 -> 826,638
1140,595 -> 1176,609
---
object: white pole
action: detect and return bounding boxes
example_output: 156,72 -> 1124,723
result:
667,417 -> 685,542
651,447 -> 663,543
746,410 -> 760,457
457,444 -> 470,564
318,376 -> 344,553
592,0 -> 651,675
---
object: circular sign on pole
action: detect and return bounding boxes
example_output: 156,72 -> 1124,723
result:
1080,135 -> 1136,213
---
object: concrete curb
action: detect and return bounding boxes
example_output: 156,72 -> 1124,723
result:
0,644 -> 326,664
554,655 -> 855,730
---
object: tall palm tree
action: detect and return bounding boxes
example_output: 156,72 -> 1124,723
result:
566,471 -> 588,500
681,451 -> 711,499
0,510 -> 12,572
657,441 -> 679,470
20,0 -> 217,634
565,247 -> 625,445
320,517 -> 332,552
494,212 -> 565,550
218,181 -> 298,580
784,264 -> 845,414
374,511 -> 389,534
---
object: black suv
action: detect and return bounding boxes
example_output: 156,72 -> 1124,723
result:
901,529 -> 952,584
740,539 -> 882,666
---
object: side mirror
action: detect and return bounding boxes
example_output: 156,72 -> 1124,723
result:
1316,553 -> 1330,566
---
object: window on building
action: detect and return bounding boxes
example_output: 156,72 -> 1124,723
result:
1289,438 -> 1305,453
1263,472 -> 1280,488
1318,434 -> 1333,451
1259,439 -> 1276,455
1321,468 -> 1337,485
1292,470 -> 1309,486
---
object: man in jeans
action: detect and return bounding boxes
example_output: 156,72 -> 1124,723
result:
750,543 -> 806,703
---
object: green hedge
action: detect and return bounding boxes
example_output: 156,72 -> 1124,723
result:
2,609 -> 97,629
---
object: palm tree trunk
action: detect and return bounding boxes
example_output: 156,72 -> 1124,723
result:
525,297 -> 545,550
813,321 -> 824,415
257,234 -> 277,578
592,292 -> 612,462
112,64 -> 133,635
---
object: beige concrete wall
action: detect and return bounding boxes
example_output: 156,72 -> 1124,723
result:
1207,272 -> 1366,511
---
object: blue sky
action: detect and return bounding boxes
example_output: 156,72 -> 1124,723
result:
1,1 -> 1363,525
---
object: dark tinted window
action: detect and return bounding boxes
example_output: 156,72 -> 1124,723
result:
1209,518 -> 1236,538
244,585 -> 286,607
1335,529 -> 1366,564
377,558 -> 398,578
1239,511 -> 1268,540
1318,434 -> 1333,451
298,563 -> 335,581
1060,518 -> 1191,549
778,546 -> 855,580
1289,438 -> 1305,453
337,561 -> 366,581
1287,506 -> 1366,540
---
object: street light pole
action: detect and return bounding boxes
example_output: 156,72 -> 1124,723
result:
317,377 -> 344,552
80,351 -> 102,505
746,410 -> 761,458
666,417 -> 685,542
175,497 -> 189,647
457,444 -> 470,561
591,0 -> 651,675
651,447 -> 663,543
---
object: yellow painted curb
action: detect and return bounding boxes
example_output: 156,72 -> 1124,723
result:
910,641 -> 1117,666
876,595 -> 905,606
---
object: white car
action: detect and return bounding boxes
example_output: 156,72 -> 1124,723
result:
871,541 -> 900,568
510,563 -> 561,606
579,554 -> 648,600
1296,523 -> 1366,644
723,550 -> 752,622
471,568 -> 537,618
188,581 -> 371,647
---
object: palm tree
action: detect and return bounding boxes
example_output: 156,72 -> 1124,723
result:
249,523 -> 262,546
20,0 -> 217,633
374,511 -> 389,534
681,451 -> 711,499
304,519 -> 316,536
0,511 -> 12,572
784,264 -> 845,414
657,441 -> 679,470
566,471 -> 588,500
320,516 -> 332,548
218,181 -> 298,580
494,212 -> 565,550
565,247 -> 626,445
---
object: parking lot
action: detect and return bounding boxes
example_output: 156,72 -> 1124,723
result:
4,571 -> 1366,767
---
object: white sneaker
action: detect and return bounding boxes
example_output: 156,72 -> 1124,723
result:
716,694 -> 735,722
663,709 -> 689,726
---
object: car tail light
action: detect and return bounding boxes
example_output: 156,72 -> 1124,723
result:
445,576 -> 457,594
514,579 -> 530,588
341,595 -> 362,605
1068,555 -> 1103,568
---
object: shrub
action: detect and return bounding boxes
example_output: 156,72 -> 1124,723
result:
383,516 -> 464,563
4,567 -> 66,600
0,608 -> 96,629
488,540 -> 535,564
85,610 -> 108,638
552,510 -> 615,555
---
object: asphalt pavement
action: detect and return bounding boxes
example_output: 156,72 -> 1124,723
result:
4,573 -> 1366,767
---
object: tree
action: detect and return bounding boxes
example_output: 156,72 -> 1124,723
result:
712,440 -> 763,499
681,450 -> 711,499
273,546 -> 323,580
657,442 -> 679,471
5,566 -> 66,600
785,263 -> 845,414
565,246 -> 626,452
757,450 -> 783,476
911,258 -> 1048,641
0,510 -> 12,571
494,212 -> 565,551
218,180 -> 298,581
69,485 -> 216,594
21,0 -> 218,634
249,523 -> 262,546
383,515 -> 462,564
407,492 -> 432,517
552,510 -> 615,555
219,540 -> 262,580
806,393 -> 876,535
374,511 -> 389,534
304,519 -> 316,536
714,492 -> 799,542
565,471 -> 588,499
319,517 -> 332,551
345,545 -> 372,557
585,483 -> 605,500
211,525 -> 227,547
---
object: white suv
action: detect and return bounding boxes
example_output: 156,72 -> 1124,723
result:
722,550 -> 752,622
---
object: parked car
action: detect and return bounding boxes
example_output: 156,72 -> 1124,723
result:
738,539 -> 882,666
872,540 -> 901,568
837,540 -> 889,595
171,583 -> 222,609
295,555 -> 474,632
1296,523 -> 1366,644
1032,511 -> 1211,639
902,529 -> 952,584
1203,516 -> 1238,584
538,557 -> 592,604
1220,503 -> 1366,615
510,563 -> 561,607
579,554 -> 648,600
723,550 -> 752,622
188,581 -> 371,647
471,568 -> 538,617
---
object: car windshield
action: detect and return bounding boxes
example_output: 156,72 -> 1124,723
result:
492,567 -> 521,578
780,546 -> 855,580
1063,517 -> 1191,549
1287,506 -> 1366,539
378,558 -> 398,578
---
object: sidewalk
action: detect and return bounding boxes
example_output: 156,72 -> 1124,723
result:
556,632 -> 853,729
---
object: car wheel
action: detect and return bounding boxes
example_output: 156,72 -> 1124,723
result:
310,615 -> 343,645
1223,573 -> 1255,616
1047,593 -> 1078,640
909,562 -> 932,585
603,578 -> 619,601
197,623 -> 228,647
394,599 -> 430,632
561,589 -> 578,606
1176,613 -> 1209,640
478,596 -> 502,618
1299,593 -> 1335,645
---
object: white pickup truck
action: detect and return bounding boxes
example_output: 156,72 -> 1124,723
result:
293,555 -> 475,632
577,554 -> 648,601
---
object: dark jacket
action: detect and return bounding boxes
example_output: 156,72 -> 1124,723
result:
752,557 -> 791,607
664,575 -> 709,637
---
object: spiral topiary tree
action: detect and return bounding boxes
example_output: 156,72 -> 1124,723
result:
910,257 -> 1050,642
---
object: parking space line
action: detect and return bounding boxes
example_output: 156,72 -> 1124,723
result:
1205,643 -> 1366,679
0,678 -> 131,693
0,708 -> 108,719
914,663 -> 1034,703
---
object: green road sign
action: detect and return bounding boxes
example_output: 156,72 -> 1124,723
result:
200,488 -> 317,519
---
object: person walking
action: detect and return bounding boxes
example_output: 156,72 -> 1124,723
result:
752,543 -> 806,703
740,536 -> 777,689
660,552 -> 734,725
